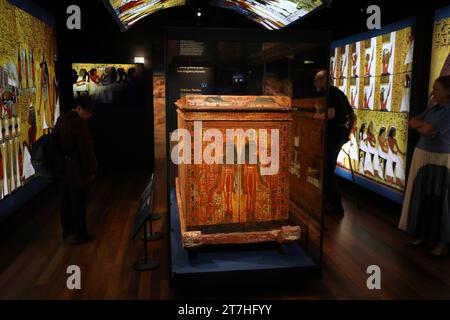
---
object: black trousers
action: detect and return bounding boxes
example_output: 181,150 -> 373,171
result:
60,183 -> 89,237
326,138 -> 347,214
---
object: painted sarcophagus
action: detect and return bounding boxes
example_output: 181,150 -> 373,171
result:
174,95 -> 301,248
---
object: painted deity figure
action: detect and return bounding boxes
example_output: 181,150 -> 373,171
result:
350,87 -> 358,108
39,54 -> 50,131
380,86 -> 391,111
382,45 -> 393,76
365,49 -> 374,77
352,52 -> 358,77
363,86 -> 373,109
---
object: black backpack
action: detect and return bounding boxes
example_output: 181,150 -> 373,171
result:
30,129 -> 64,178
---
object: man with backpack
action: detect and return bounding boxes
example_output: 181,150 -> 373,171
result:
53,96 -> 97,245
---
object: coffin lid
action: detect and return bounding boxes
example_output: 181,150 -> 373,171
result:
175,95 -> 292,111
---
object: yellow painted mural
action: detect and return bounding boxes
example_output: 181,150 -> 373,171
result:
0,0 -> 58,200
429,6 -> 450,93
72,63 -> 136,103
330,25 -> 414,192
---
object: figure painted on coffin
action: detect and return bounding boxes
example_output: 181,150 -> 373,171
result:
211,143 -> 238,222
223,166 -> 236,220
243,141 -> 258,220
211,138 -> 269,223
242,139 -> 269,221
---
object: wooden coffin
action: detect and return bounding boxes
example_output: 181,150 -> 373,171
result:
175,95 -> 301,249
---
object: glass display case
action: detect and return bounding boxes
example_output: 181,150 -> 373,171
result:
174,94 -> 300,248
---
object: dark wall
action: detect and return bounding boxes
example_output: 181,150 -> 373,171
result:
36,0 -> 155,174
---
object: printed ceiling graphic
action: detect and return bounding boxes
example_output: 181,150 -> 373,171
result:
105,0 -> 324,30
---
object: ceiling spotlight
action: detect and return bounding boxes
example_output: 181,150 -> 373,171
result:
197,10 -> 202,17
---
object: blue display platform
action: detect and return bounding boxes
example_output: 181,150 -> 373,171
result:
0,177 -> 51,223
335,167 -> 404,204
169,189 -> 320,288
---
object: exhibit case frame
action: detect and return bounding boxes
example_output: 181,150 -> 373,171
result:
161,27 -> 331,288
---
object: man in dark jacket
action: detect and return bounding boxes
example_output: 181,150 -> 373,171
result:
54,96 -> 97,244
314,71 -> 356,216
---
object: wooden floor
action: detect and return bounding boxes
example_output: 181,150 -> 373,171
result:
0,171 -> 450,299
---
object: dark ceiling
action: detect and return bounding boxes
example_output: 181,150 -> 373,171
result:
33,0 -> 450,40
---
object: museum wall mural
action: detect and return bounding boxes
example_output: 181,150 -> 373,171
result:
0,0 -> 58,200
330,20 -> 415,200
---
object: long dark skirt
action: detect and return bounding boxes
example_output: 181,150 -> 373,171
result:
399,148 -> 450,243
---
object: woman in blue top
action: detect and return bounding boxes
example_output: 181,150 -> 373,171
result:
399,76 -> 450,258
